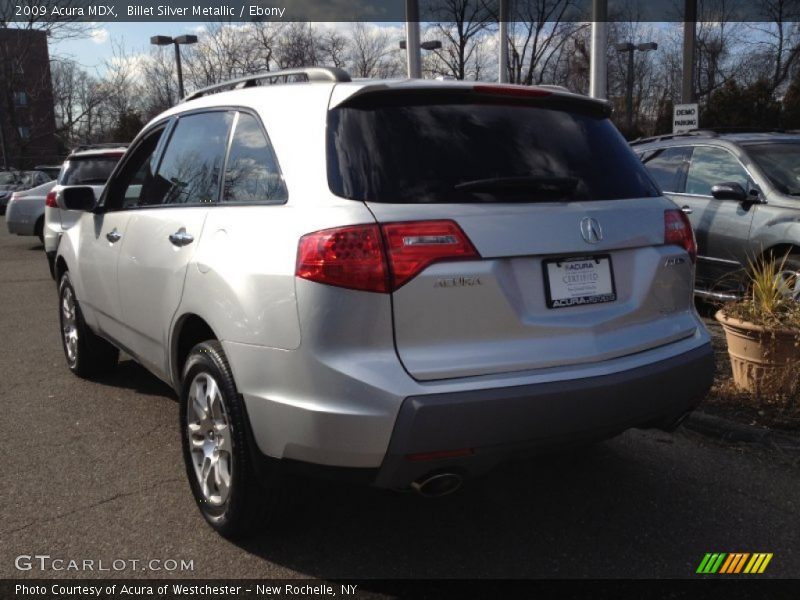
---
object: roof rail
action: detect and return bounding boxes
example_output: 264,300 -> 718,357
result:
629,130 -> 718,145
182,67 -> 352,103
71,142 -> 129,152
630,126 -> 800,146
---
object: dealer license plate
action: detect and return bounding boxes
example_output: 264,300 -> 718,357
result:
543,255 -> 617,309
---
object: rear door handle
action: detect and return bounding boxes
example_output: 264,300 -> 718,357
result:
106,228 -> 121,243
681,205 -> 693,214
169,228 -> 194,247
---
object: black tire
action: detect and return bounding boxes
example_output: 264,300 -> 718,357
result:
58,272 -> 119,377
34,217 -> 44,244
778,254 -> 800,301
180,340 -> 277,539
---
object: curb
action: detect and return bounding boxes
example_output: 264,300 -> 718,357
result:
683,411 -> 800,455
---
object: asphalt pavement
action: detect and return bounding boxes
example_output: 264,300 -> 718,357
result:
1,225 -> 799,580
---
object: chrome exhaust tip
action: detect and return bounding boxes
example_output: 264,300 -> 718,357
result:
411,473 -> 463,498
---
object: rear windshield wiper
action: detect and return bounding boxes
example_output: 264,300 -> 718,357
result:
454,176 -> 578,198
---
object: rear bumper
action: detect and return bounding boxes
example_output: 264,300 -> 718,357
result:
5,201 -> 37,235
374,342 -> 714,488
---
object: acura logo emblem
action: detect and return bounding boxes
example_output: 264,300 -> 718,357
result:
580,217 -> 603,244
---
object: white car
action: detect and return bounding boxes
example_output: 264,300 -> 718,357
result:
5,179 -> 57,242
44,145 -> 127,277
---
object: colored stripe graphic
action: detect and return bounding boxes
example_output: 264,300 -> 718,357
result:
719,553 -> 749,574
733,553 -> 750,574
697,553 -> 727,574
719,554 -> 736,574
744,553 -> 774,574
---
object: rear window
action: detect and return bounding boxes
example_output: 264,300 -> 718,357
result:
59,155 -> 121,186
327,100 -> 659,203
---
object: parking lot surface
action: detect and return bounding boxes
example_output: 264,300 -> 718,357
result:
1,227 -> 798,579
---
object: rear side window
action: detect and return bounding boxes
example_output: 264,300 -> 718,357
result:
222,113 -> 287,204
153,111 -> 233,205
59,156 -> 120,186
327,100 -> 659,203
641,146 -> 691,193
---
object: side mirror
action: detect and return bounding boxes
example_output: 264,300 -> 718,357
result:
710,182 -> 747,201
62,186 -> 97,211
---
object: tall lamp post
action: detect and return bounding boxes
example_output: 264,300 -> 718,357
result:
399,39 -> 443,77
150,34 -> 198,100
615,41 -> 658,134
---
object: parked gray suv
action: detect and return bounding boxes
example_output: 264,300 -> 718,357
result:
54,68 -> 714,539
633,130 -> 800,300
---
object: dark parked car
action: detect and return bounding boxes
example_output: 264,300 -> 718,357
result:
632,130 -> 800,300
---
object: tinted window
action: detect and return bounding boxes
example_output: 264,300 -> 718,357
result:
223,113 -> 287,204
327,101 -> 659,203
744,142 -> 800,195
154,111 -> 233,205
59,156 -> 121,186
107,128 -> 166,210
686,146 -> 750,196
641,146 -> 691,192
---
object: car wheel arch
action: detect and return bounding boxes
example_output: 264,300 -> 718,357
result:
172,313 -> 219,388
55,256 -> 69,283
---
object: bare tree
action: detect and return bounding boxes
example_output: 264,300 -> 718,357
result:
424,0 -> 496,80
349,23 -> 403,78
276,23 -> 320,69
507,0 -> 581,85
745,0 -> 800,94
318,28 -> 349,68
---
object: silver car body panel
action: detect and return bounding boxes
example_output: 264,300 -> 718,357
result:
5,180 -> 55,236
57,78 -> 712,471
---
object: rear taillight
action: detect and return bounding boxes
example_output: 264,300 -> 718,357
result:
664,209 -> 696,263
296,220 -> 479,293
296,224 -> 389,293
45,191 -> 57,208
381,220 -> 479,289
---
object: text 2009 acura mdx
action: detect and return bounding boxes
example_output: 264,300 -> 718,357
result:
55,68 -> 714,538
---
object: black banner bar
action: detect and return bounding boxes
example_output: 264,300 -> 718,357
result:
3,579 -> 800,600
3,0 -> 798,23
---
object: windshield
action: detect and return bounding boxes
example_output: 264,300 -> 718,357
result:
59,155 -> 121,186
327,100 -> 659,203
744,142 -> 800,195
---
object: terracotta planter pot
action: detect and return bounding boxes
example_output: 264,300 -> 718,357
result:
715,310 -> 800,396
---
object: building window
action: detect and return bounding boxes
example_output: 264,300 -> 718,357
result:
13,92 -> 28,107
18,127 -> 31,140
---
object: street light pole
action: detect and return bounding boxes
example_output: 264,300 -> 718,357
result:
174,42 -> 185,100
150,34 -> 198,101
616,42 -> 658,134
399,38 -> 442,78
405,0 -> 422,78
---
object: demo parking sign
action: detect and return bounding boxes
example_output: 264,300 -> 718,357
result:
673,103 -> 699,134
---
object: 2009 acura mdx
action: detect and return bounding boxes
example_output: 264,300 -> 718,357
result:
54,67 -> 714,539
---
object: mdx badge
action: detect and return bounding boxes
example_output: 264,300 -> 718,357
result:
580,217 -> 603,244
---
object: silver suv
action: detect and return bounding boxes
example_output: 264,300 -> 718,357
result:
55,68 -> 714,538
633,131 -> 800,300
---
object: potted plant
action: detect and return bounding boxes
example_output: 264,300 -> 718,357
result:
715,253 -> 800,398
